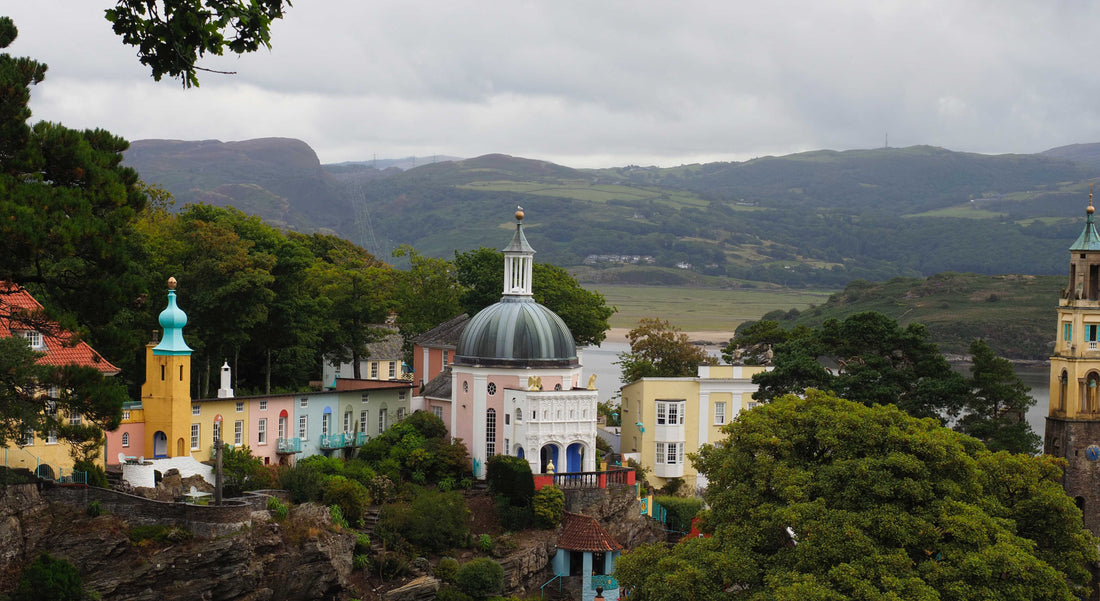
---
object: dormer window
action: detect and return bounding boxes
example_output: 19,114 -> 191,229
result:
19,331 -> 44,350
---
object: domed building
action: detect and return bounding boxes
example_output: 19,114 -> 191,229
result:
427,210 -> 599,478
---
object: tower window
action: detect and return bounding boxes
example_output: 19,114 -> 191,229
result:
1087,325 -> 1099,349
486,408 -> 497,457
1064,322 -> 1073,343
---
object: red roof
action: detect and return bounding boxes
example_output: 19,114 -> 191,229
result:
557,512 -> 623,552
0,283 -> 119,375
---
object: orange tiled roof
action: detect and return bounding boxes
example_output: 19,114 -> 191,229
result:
557,512 -> 623,552
0,282 -> 120,375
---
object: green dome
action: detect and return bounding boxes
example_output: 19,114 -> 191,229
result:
454,296 -> 577,368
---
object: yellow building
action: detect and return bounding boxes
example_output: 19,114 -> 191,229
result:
621,364 -> 767,491
0,282 -> 121,480
140,278 -> 194,459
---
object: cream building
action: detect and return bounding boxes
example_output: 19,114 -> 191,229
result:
621,364 -> 767,491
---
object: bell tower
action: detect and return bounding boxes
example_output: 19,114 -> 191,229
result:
1046,188 -> 1100,534
141,277 -> 193,459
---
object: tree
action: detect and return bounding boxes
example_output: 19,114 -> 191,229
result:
617,318 -> 714,383
753,312 -> 969,421
957,339 -> 1040,454
454,247 -> 614,346
391,245 -> 463,345
105,0 -> 291,87
721,319 -> 795,365
615,390 -> 1098,601
305,234 -> 394,380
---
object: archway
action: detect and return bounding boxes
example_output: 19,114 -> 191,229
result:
35,464 -> 54,480
1088,372 -> 1100,413
177,438 -> 185,456
566,442 -> 585,473
1060,370 -> 1068,411
516,445 -> 525,459
540,444 -> 560,473
153,431 -> 167,458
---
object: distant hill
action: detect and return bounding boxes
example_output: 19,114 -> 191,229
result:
124,138 -> 354,233
124,139 -> 1100,287
759,272 -> 1061,360
1042,142 -> 1100,171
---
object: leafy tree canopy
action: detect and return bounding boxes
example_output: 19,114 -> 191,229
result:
105,0 -> 291,87
617,318 -> 715,383
616,391 -> 1098,601
957,338 -> 1040,454
752,311 -> 969,421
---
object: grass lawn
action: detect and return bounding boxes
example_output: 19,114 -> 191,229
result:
587,284 -> 835,332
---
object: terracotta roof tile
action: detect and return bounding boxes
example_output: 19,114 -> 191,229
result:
0,283 -> 119,375
557,512 -> 623,552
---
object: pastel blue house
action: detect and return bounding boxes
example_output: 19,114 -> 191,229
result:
552,512 -> 622,601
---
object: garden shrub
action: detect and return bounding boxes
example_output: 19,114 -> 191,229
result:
377,489 -> 469,553
278,462 -> 327,504
329,504 -> 350,529
353,554 -> 370,570
658,477 -> 684,497
654,496 -> 703,533
12,553 -> 82,601
86,500 -> 102,517
267,496 -> 289,521
436,586 -> 474,601
73,459 -> 108,488
323,475 -> 371,526
532,485 -> 564,529
486,455 -> 534,507
436,557 -> 460,582
477,534 -> 493,553
495,496 -> 533,531
372,551 -> 409,580
355,532 -> 372,553
455,557 -> 504,599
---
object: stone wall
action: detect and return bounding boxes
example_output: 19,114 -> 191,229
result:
42,481 -> 253,538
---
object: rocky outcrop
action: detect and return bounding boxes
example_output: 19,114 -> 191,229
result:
497,531 -> 558,596
0,486 -> 355,601
564,485 -> 663,548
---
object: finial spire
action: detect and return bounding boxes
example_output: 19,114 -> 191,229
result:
1090,183 -> 1095,216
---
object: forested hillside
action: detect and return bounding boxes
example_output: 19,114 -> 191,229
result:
751,272 -> 1062,360
124,140 -> 1100,288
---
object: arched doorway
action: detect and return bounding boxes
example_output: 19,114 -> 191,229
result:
540,444 -> 559,473
1088,372 -> 1100,413
153,431 -> 167,458
35,464 -> 55,480
566,442 -> 585,473
1060,370 -> 1068,411
516,445 -> 525,459
177,438 -> 185,456
279,409 -> 289,440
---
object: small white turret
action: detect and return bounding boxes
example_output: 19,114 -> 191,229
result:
217,360 -> 234,398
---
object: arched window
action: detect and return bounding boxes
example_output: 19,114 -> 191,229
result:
486,408 -> 497,457
515,408 -> 522,423
1060,370 -> 1069,411
122,432 -> 130,447
1088,373 -> 1100,413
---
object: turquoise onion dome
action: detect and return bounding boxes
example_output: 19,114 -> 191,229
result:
153,277 -> 193,356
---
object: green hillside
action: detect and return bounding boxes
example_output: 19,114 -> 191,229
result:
759,272 -> 1062,360
125,140 -> 1100,289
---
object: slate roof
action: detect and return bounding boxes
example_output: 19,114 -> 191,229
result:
412,314 -> 469,348
0,282 -> 120,375
421,367 -> 453,400
365,328 -> 405,360
557,512 -> 623,552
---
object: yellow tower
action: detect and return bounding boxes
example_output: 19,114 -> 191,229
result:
140,277 -> 194,458
1046,189 -> 1100,534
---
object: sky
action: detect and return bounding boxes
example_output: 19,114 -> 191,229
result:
6,2 -> 1100,169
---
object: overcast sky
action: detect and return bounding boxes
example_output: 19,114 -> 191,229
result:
6,2 -> 1100,169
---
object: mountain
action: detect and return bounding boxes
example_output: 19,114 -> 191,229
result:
124,140 -> 1100,287
124,138 -> 354,233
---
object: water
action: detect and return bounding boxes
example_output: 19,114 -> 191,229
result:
581,342 -> 1054,441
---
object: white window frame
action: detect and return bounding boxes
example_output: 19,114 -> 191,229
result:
299,415 -> 308,440
656,403 -> 667,425
344,411 -> 352,433
300,397 -> 308,408
47,428 -> 57,444
259,400 -> 267,411
68,412 -> 82,427
714,401 -> 726,425
656,442 -> 666,464
192,404 -> 200,416
213,421 -> 221,444
23,428 -> 34,446
486,408 -> 497,457
121,432 -> 129,447
322,413 -> 330,437
257,418 -> 267,444
20,330 -> 44,349
360,410 -> 368,434
378,408 -> 387,434
371,362 -> 378,379
234,420 -> 243,445
191,423 -> 200,450
432,406 -> 443,420
388,362 -> 396,379
236,401 -> 244,413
